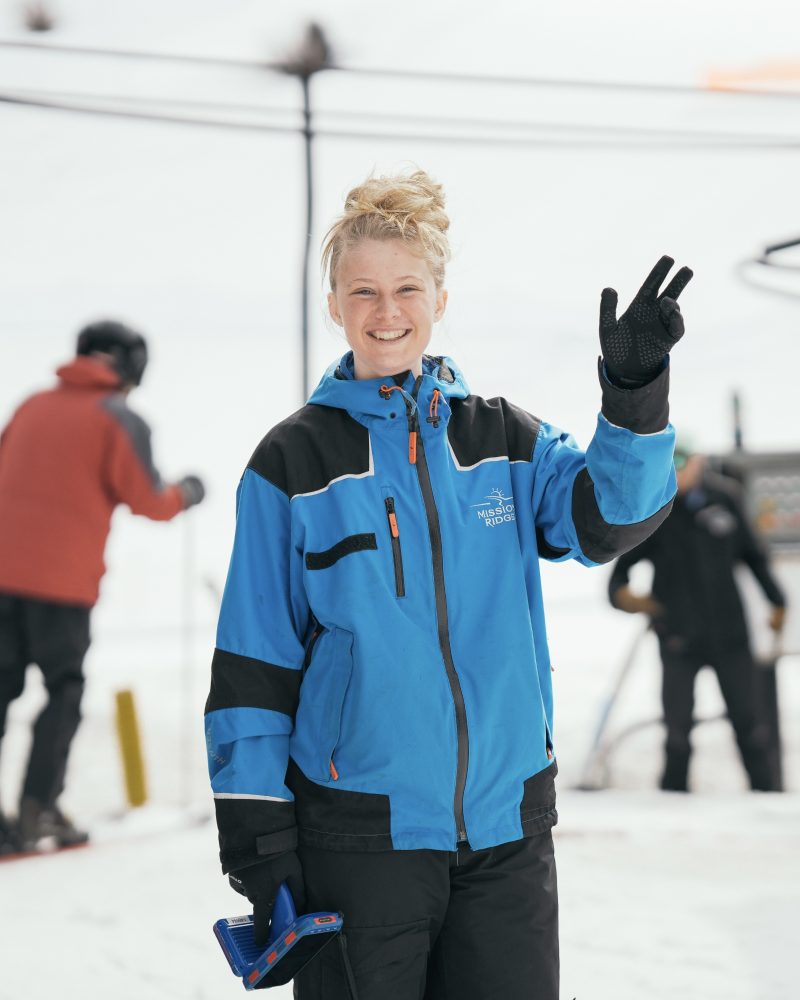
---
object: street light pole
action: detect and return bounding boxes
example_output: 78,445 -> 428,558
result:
278,23 -> 333,404
301,74 -> 313,403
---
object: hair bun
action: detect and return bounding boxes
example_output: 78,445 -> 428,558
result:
344,170 -> 449,237
322,168 -> 451,288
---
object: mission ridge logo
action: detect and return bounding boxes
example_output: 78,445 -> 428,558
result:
470,488 -> 516,528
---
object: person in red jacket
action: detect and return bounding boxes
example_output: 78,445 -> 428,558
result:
0,320 -> 205,853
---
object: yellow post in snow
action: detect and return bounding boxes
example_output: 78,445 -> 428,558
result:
114,689 -> 148,807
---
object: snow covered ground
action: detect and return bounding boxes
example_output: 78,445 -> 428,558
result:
2,2 -> 800,998
2,592 -> 798,1000
2,776 -> 799,1000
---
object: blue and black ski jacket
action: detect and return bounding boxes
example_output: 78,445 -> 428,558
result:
206,353 -> 676,871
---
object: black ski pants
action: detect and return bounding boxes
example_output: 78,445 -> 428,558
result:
0,593 -> 91,809
293,830 -> 558,1000
660,640 -> 773,791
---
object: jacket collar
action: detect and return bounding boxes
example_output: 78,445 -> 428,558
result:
308,352 -> 469,421
56,356 -> 123,390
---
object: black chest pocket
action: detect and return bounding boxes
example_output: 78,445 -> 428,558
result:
305,533 -> 377,570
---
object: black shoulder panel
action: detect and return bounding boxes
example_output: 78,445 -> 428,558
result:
247,404 -> 370,499
101,394 -> 162,487
572,467 -> 674,564
448,395 -> 541,468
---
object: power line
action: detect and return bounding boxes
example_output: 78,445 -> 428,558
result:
4,85 -> 300,118
7,85 -> 800,146
312,111 -> 800,146
0,36 -> 273,71
2,36 -> 800,101
341,64 -> 800,102
317,127 -> 800,151
0,91 -> 298,135
4,88 -> 800,150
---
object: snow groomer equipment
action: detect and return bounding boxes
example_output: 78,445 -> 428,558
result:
214,881 -> 343,990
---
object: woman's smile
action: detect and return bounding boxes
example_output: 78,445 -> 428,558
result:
328,239 -> 447,380
367,328 -> 411,341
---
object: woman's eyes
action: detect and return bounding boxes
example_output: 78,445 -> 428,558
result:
351,286 -> 420,296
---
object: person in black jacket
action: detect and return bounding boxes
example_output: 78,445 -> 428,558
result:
608,445 -> 786,791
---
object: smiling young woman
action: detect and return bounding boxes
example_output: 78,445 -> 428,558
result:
323,172 -> 449,381
205,168 -> 693,1000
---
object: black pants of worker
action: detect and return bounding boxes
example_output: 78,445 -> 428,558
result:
293,831 -> 558,1000
0,593 -> 91,808
660,640 -> 773,791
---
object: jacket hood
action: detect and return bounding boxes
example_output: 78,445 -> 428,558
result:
56,356 -> 123,390
308,352 -> 469,419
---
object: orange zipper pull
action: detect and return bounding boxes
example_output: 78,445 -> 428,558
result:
329,759 -> 339,781
385,496 -> 401,537
408,431 -> 417,464
428,389 -> 441,427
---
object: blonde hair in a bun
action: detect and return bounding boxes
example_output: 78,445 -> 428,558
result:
322,169 -> 451,289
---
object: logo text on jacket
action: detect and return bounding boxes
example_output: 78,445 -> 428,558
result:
470,489 -> 516,528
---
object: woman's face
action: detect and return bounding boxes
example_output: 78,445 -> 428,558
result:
328,238 -> 447,381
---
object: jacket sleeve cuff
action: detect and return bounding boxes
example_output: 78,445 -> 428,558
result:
598,356 -> 670,434
256,826 -> 298,856
215,797 -> 297,873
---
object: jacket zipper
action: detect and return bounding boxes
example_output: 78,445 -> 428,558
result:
384,497 -> 406,598
407,379 -> 470,842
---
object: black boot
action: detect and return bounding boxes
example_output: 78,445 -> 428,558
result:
660,748 -> 690,792
18,797 -> 89,851
739,727 -> 775,792
0,812 -> 22,855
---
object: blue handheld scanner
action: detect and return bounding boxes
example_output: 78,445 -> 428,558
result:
214,882 -> 343,990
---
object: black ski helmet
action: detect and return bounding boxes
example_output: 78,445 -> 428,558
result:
76,320 -> 148,387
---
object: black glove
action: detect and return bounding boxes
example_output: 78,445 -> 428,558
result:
600,255 -> 693,387
178,474 -> 205,508
229,851 -> 306,947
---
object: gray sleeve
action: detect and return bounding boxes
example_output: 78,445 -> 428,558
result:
101,394 -> 165,488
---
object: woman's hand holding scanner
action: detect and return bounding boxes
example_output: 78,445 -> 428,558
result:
600,255 -> 693,387
228,850 -> 306,946
611,585 -> 665,620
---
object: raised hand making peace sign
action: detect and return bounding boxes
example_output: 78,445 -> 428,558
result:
600,255 -> 693,387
